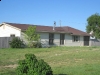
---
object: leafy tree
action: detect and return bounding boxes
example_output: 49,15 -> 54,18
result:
86,13 -> 100,38
25,26 -> 40,47
25,26 -> 40,41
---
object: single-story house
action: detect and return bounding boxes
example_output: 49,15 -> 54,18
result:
0,22 -> 91,46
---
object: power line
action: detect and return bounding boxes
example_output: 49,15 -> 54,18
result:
60,20 -> 87,24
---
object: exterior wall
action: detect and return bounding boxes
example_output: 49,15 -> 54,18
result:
65,34 -> 84,46
39,32 -> 49,45
39,33 -> 60,47
0,24 -> 21,37
39,32 -> 84,46
54,33 -> 60,46
21,32 -> 50,46
19,31 -> 87,47
20,32 -> 29,44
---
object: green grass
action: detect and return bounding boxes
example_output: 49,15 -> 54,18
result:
0,46 -> 100,75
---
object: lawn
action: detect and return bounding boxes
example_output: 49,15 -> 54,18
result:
0,46 -> 100,75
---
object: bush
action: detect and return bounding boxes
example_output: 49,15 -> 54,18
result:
9,37 -> 25,48
29,41 -> 42,48
16,54 -> 53,75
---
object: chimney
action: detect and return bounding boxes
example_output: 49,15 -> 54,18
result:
53,21 -> 56,30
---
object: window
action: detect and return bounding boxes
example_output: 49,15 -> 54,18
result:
49,33 -> 54,45
10,34 -> 15,37
72,36 -> 80,42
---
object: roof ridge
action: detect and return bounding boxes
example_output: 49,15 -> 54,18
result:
5,22 -> 33,25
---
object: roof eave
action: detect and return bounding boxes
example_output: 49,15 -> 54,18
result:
37,30 -> 70,33
70,34 -> 91,36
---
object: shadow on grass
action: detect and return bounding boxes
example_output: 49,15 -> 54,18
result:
54,74 -> 68,75
0,73 -> 68,75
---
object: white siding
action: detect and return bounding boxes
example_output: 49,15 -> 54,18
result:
0,24 -> 21,37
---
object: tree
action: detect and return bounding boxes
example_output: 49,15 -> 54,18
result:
25,26 -> 40,41
86,13 -> 100,38
25,26 -> 40,47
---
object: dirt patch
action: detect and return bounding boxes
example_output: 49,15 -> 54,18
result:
74,59 -> 83,62
4,64 -> 18,68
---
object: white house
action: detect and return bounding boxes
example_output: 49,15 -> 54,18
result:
0,22 -> 91,46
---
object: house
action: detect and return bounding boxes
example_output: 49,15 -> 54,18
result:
0,22 -> 91,46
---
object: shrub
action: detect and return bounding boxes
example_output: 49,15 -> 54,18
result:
9,37 -> 25,48
34,41 -> 42,48
16,54 -> 53,75
29,41 -> 42,48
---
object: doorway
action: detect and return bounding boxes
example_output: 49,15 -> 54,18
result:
60,34 -> 65,45
84,36 -> 90,46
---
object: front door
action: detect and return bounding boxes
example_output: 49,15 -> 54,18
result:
84,36 -> 90,46
60,34 -> 65,45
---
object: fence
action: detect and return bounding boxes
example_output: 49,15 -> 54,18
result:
0,37 -> 13,48
90,39 -> 100,46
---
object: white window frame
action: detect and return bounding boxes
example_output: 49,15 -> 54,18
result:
72,35 -> 80,42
